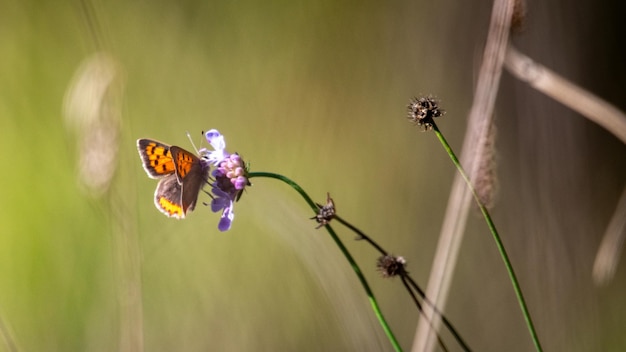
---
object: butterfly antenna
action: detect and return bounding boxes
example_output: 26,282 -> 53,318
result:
186,131 -> 200,154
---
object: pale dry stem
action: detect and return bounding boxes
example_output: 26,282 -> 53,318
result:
504,45 -> 626,144
592,185 -> 626,286
412,0 -> 515,351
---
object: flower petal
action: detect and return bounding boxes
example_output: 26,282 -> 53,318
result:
217,206 -> 235,232
204,129 -> 228,164
233,176 -> 248,190
211,197 -> 230,213
205,129 -> 225,151
218,217 -> 231,231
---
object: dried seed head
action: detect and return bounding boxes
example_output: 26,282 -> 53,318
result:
376,255 -> 407,278
311,193 -> 336,229
474,122 -> 499,210
511,0 -> 527,34
407,95 -> 445,131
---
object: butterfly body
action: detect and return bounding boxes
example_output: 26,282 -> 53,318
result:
137,139 -> 210,219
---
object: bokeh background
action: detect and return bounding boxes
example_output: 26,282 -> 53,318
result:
1,0 -> 625,351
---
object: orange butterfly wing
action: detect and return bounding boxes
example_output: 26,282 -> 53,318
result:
137,139 -> 176,178
138,139 -> 209,219
170,146 -> 209,215
137,139 -> 185,219
171,146 -> 197,182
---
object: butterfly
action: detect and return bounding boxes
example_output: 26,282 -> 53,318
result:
137,139 -> 210,219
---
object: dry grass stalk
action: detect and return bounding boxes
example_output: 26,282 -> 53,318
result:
504,45 -> 626,145
593,186 -> 626,286
412,0 -> 515,351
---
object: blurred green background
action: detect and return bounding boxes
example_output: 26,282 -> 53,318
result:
1,0 -> 625,351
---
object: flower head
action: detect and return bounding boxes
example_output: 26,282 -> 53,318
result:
202,129 -> 249,231
407,95 -> 445,131
376,255 -> 407,278
311,192 -> 336,229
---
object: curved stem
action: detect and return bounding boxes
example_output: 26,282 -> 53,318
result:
400,277 -> 449,352
248,172 -> 402,352
334,215 -> 388,256
404,276 -> 472,352
432,123 -> 543,352
335,214 -> 471,352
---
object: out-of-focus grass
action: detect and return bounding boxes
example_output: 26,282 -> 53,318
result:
1,0 -> 625,351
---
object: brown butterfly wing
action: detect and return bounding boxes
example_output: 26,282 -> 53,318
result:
170,146 -> 210,215
137,139 -> 176,179
154,174 -> 185,218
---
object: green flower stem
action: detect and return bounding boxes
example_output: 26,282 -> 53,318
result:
248,172 -> 402,352
334,215 -> 388,256
335,214 -> 472,352
431,123 -> 543,352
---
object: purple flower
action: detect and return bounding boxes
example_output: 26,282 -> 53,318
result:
202,129 -> 249,231
211,187 -> 235,232
202,129 -> 228,165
